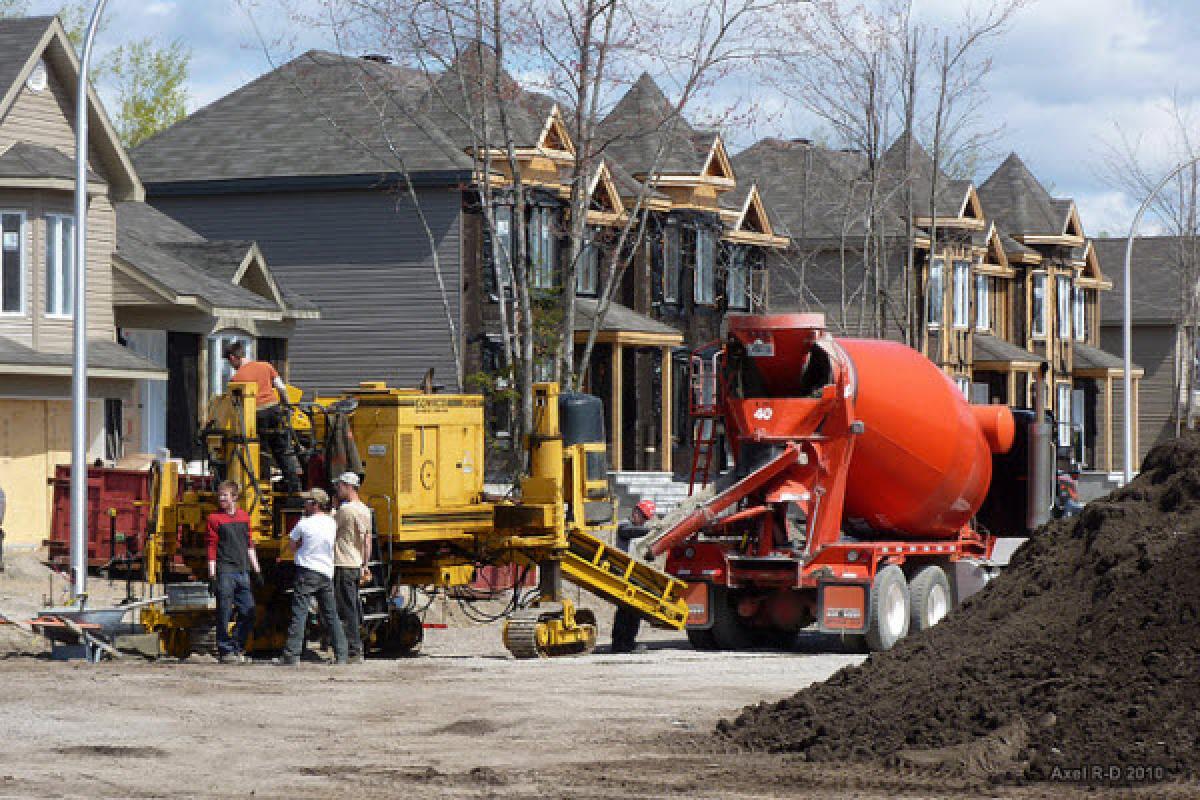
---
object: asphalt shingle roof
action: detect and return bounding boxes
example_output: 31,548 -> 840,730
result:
1074,341 -> 1127,371
0,16 -> 50,105
1094,236 -> 1196,325
574,298 -> 682,339
0,141 -> 103,183
973,333 -> 1045,364
595,73 -> 704,176
417,49 -> 545,152
132,50 -> 474,183
877,134 -> 969,220
977,153 -> 1064,238
115,202 -> 316,314
0,336 -> 164,376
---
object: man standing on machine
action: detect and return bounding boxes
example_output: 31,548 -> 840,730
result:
206,480 -> 265,664
333,473 -> 372,663
610,500 -> 656,654
223,342 -> 303,492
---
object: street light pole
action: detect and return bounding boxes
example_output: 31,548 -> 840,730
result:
69,0 -> 110,604
1122,155 -> 1200,484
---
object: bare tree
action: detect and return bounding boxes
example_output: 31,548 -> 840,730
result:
1100,94 -> 1200,433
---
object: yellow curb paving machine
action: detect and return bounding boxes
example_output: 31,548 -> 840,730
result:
139,381 -> 688,659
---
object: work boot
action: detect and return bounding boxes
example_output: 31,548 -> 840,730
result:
272,655 -> 299,666
345,654 -> 365,665
219,653 -> 242,664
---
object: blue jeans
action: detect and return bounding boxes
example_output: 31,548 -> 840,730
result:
284,567 -> 347,662
216,571 -> 256,656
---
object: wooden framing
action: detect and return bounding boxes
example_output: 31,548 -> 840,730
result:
661,349 -> 673,472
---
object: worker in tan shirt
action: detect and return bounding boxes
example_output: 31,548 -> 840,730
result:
333,472 -> 373,663
224,341 -> 303,493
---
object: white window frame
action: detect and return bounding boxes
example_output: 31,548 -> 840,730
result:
44,212 -> 76,319
974,273 -> 991,332
209,330 -> 255,397
662,226 -> 680,303
726,246 -> 749,310
1056,275 -> 1072,342
1031,272 -> 1047,339
1056,382 -> 1072,447
926,258 -> 944,329
576,235 -> 599,296
0,210 -> 26,316
694,227 -> 716,305
528,206 -> 557,290
951,259 -> 970,329
1073,285 -> 1086,342
490,204 -> 514,292
954,375 -> 970,398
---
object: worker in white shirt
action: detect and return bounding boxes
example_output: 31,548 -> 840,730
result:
277,488 -> 347,666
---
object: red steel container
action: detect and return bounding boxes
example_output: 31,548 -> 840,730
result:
838,338 -> 1013,539
46,466 -> 153,568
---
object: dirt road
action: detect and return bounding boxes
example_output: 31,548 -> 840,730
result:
0,630 -> 1190,799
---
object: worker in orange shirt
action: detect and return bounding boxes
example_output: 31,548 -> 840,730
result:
223,341 -> 303,493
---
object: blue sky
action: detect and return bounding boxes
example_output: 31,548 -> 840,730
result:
27,0 -> 1200,236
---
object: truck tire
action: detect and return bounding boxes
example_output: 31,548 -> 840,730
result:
908,564 -> 952,632
686,628 -> 719,650
865,565 -> 909,652
709,587 -> 755,650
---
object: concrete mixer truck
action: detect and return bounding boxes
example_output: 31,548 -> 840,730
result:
638,313 -> 1054,652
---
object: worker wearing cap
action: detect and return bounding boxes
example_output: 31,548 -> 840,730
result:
278,487 -> 347,666
206,480 -> 265,664
223,341 -> 303,493
611,499 -> 656,654
333,472 -> 372,663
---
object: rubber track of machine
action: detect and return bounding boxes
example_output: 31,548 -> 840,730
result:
503,609 -> 547,659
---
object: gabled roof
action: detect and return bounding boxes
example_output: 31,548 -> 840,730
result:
133,50 -> 474,184
1094,236 -> 1196,325
977,153 -> 1065,239
1073,341 -> 1130,372
0,16 -> 141,200
718,182 -> 788,247
114,202 -> 317,317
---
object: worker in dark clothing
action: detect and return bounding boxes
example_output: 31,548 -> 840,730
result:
223,341 -> 303,493
206,480 -> 265,664
610,500 -> 656,654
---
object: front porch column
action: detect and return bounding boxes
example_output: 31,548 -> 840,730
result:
611,342 -> 623,471
1104,375 -> 1114,474
1133,376 -> 1141,464
661,348 -> 672,473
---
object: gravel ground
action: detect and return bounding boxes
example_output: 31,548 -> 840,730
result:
1,554 -> 1194,798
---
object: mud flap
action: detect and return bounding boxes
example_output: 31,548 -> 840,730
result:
684,581 -> 712,629
817,580 -> 869,634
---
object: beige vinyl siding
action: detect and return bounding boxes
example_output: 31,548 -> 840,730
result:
0,57 -> 111,183
36,193 -> 116,349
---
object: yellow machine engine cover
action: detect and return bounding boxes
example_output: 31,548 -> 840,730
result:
348,383 -> 489,538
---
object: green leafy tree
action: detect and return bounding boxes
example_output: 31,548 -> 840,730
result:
107,38 -> 190,147
1,3 -> 191,148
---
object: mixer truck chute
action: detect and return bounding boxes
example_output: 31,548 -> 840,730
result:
643,313 -> 1047,652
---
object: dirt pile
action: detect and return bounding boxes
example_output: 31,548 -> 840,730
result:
718,435 -> 1200,784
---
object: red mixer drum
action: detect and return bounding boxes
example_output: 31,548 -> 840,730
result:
838,338 -> 1014,539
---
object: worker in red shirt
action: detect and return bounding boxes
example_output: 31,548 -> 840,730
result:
206,480 -> 265,663
223,341 -> 303,493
